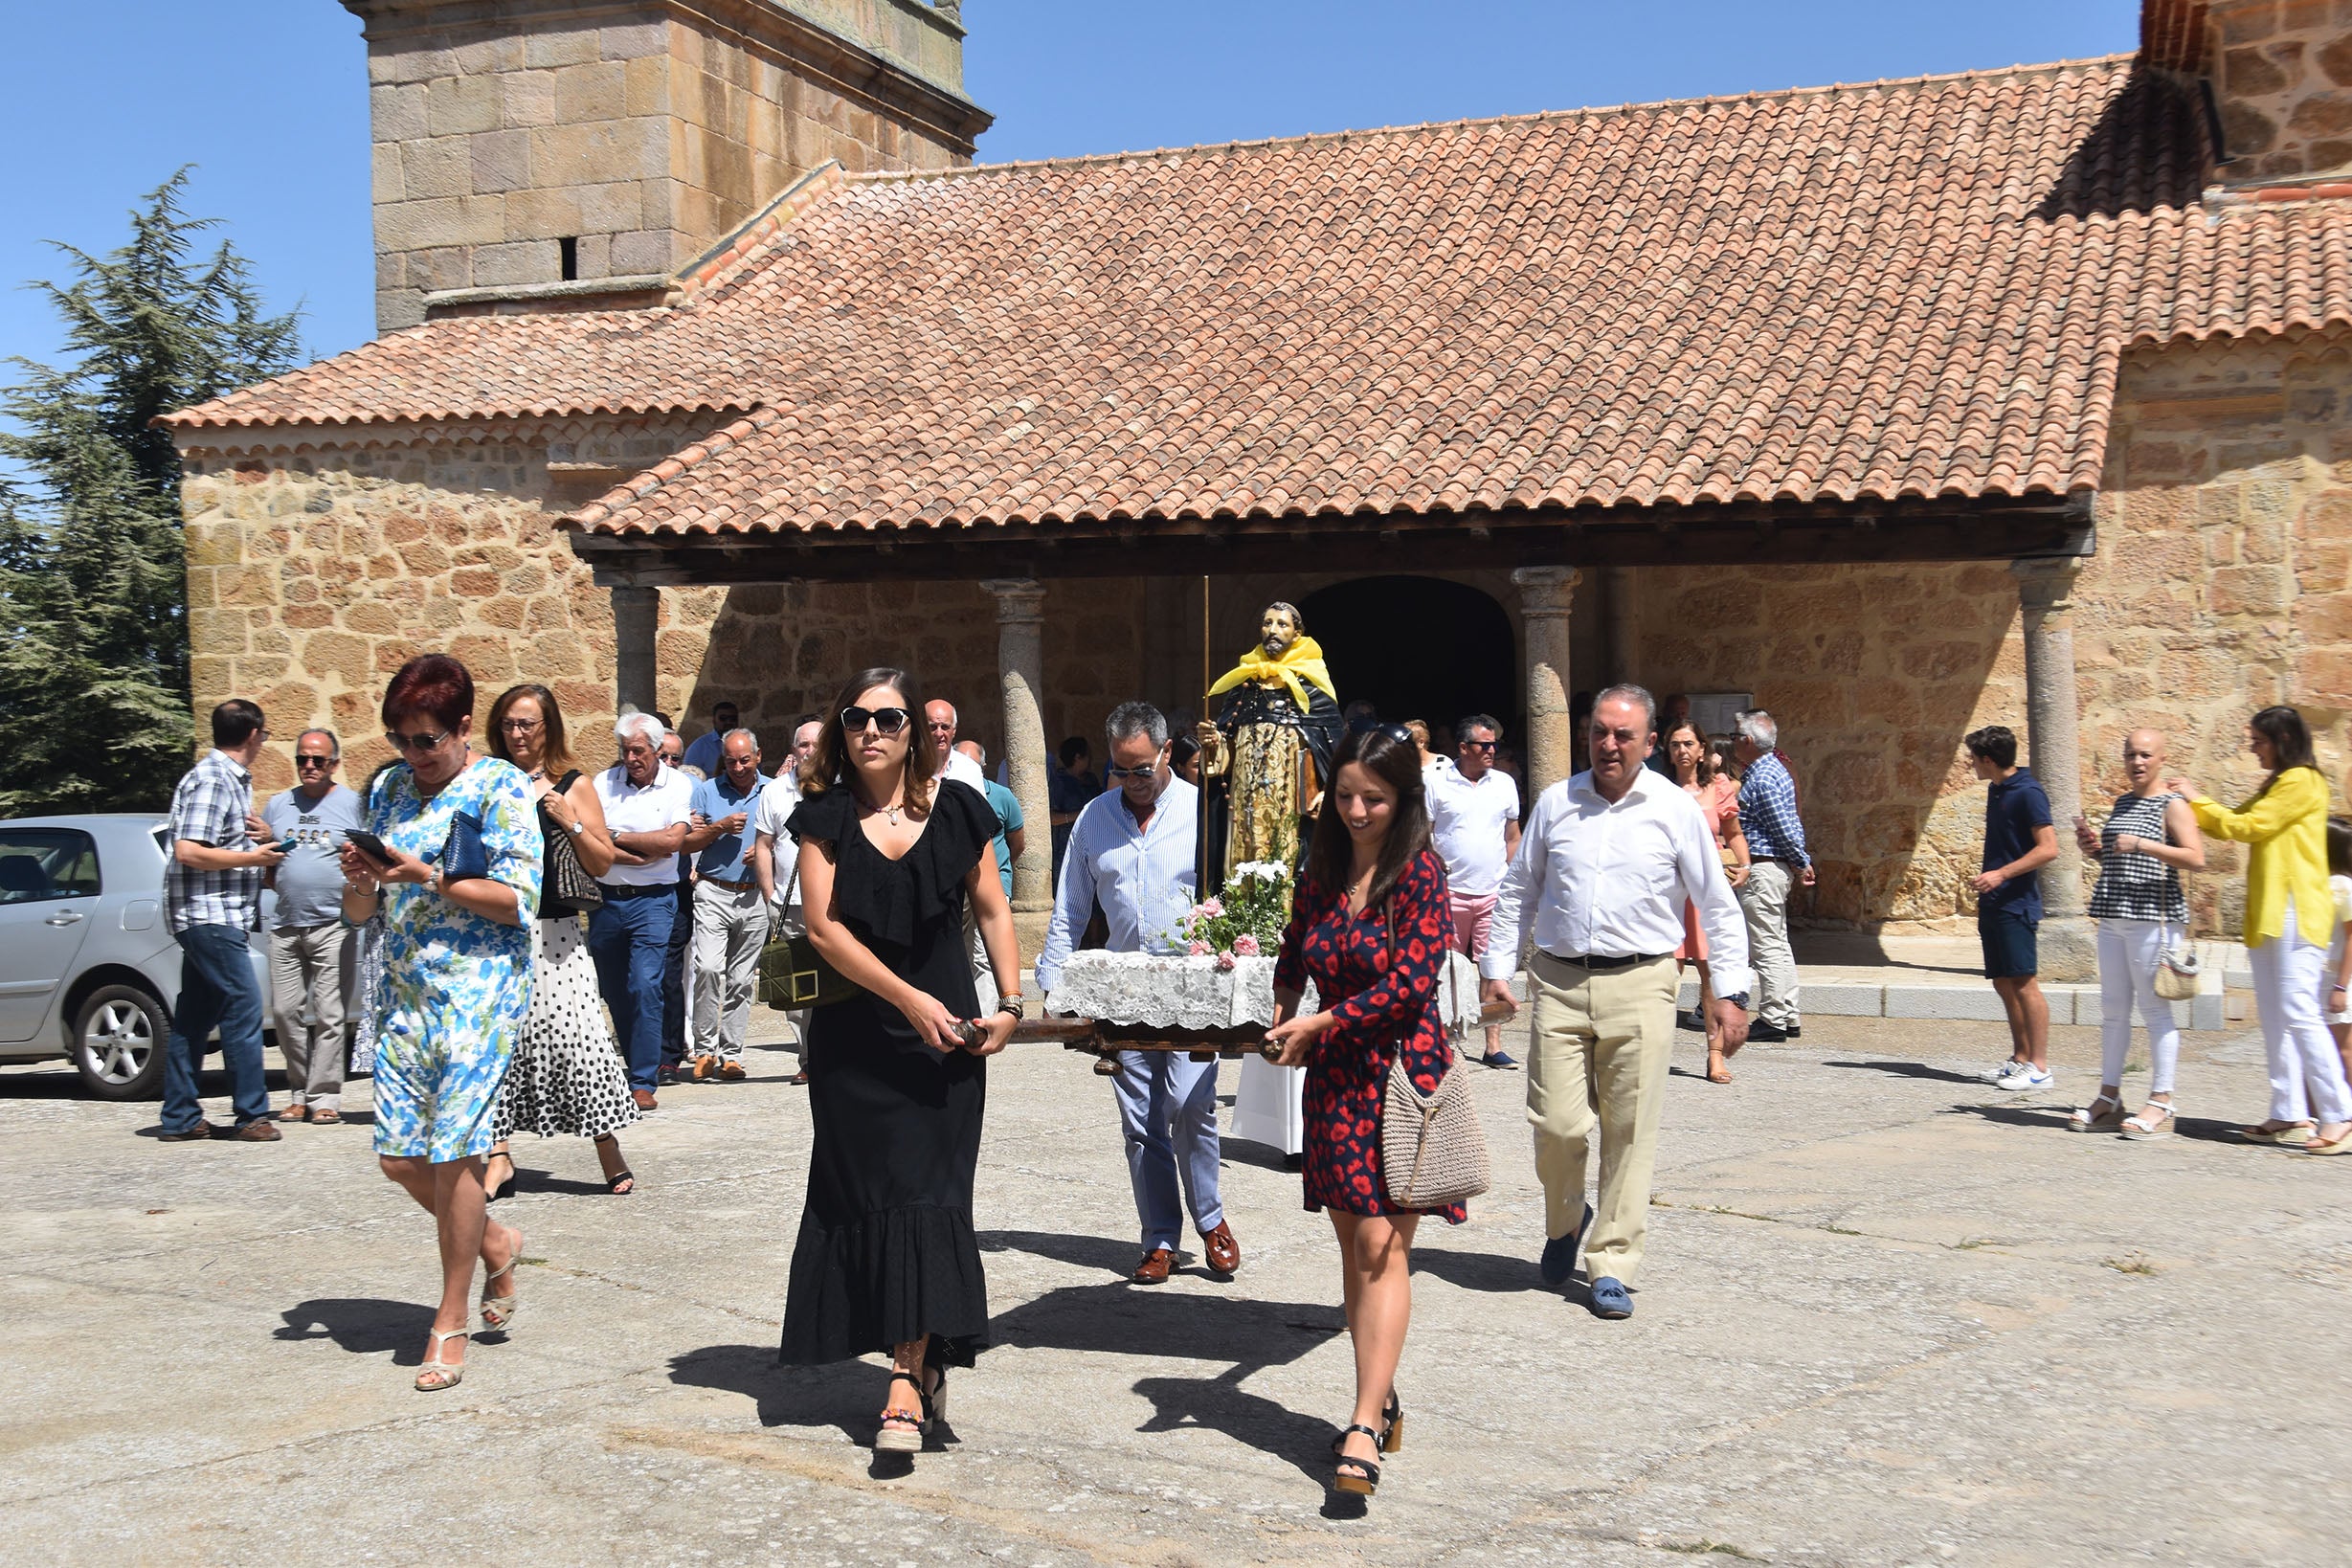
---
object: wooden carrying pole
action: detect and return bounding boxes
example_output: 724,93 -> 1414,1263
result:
1198,572 -> 1212,898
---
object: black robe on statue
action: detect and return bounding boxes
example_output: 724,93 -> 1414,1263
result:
778,779 -> 997,1367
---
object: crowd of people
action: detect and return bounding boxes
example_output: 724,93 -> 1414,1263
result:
147,650 -> 2352,1492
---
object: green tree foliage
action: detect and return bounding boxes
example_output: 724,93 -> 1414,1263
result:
0,170 -> 302,815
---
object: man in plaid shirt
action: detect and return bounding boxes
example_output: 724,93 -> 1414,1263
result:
158,700 -> 288,1141
1733,708 -> 1811,1042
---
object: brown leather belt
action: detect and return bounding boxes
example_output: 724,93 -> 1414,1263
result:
1540,951 -> 1669,973
703,875 -> 757,892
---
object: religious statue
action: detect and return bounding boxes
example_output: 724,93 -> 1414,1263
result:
1195,601 -> 1342,882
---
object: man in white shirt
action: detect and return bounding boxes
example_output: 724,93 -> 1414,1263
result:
1426,711 -> 1522,1069
1483,684 -> 1752,1320
752,716 -> 825,1083
589,712 -> 696,1110
924,699 -> 987,793
1037,702 -> 1240,1287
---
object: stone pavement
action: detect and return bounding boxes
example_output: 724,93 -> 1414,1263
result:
7,1004 -> 2349,1566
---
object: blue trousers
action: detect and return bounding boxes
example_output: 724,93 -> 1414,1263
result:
1111,1050 -> 1224,1250
588,890 -> 676,1091
160,923 -> 271,1131
660,872 -> 691,1073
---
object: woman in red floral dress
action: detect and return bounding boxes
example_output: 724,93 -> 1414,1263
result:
1266,723 -> 1464,1499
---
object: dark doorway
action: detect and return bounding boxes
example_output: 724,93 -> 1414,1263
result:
1297,576 -> 1517,743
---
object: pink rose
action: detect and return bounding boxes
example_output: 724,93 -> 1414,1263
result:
1216,951 -> 1237,971
1188,940 -> 1210,956
1232,932 -> 1262,957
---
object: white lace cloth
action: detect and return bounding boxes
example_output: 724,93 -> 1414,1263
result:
1045,950 -> 1485,1035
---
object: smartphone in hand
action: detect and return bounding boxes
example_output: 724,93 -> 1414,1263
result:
344,829 -> 393,865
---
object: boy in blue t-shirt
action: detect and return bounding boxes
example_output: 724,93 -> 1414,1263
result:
1966,725 -> 2059,1091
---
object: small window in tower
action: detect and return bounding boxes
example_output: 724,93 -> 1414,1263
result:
558,236 -> 578,281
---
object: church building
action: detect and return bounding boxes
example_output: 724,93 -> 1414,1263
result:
167,0 -> 2352,970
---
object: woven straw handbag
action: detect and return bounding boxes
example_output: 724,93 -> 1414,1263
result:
2154,923 -> 2200,1001
1376,900 -> 1491,1209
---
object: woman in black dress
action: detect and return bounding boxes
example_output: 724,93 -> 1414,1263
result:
1266,724 -> 1461,1499
781,667 -> 1022,1456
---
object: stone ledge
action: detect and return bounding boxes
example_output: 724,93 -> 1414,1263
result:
423,274 -> 674,316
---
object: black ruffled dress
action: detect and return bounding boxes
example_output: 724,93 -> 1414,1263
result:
778,779 -> 997,1368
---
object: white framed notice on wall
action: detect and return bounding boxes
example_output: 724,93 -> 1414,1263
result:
1689,692 -> 1752,741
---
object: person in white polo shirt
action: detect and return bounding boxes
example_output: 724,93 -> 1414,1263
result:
1427,712 -> 1522,1068
589,712 -> 696,1110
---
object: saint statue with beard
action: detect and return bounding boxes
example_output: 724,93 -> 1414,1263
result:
1194,601 -> 1342,883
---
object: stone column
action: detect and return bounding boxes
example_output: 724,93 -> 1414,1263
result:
2012,558 -> 2094,982
981,579 -> 1053,970
1512,566 -> 1581,796
611,585 -> 659,717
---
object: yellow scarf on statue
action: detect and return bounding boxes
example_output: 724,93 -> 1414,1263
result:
1207,635 -> 1338,714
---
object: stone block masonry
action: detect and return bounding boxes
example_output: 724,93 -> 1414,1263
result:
177,420 -> 1142,801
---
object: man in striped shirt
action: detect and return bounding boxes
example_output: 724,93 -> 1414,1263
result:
159,700 -> 288,1141
1734,709 -> 1810,1042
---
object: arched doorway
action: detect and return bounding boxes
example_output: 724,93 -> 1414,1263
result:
1297,576 -> 1518,745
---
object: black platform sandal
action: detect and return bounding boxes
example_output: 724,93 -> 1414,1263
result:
1332,1424 -> 1382,1496
921,1362 -> 950,1431
875,1372 -> 925,1455
1331,1390 -> 1403,1457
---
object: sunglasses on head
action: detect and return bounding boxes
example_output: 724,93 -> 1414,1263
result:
841,706 -> 911,736
1347,717 -> 1415,749
385,728 -> 451,752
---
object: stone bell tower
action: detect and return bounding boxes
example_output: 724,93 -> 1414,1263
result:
344,0 -> 991,330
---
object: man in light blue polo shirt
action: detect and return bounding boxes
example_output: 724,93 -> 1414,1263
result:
681,728 -> 768,1082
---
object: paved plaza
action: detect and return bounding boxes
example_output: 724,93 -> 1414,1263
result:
9,1005 -> 2347,1566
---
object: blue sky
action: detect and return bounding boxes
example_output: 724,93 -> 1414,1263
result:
0,0 -> 2139,377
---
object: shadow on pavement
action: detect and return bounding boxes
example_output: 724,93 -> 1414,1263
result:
1944,1102 -> 2072,1131
991,1279 -> 1344,1484
1406,1243 -> 1546,1296
978,1227 -> 1145,1277
667,1343 -> 882,1446
1824,1059 -> 1999,1086
276,1297 -> 437,1363
0,1068 -> 90,1100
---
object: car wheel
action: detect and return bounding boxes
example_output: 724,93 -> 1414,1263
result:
73,985 -> 168,1100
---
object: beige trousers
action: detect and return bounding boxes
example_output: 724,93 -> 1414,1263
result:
1525,951 -> 1679,1288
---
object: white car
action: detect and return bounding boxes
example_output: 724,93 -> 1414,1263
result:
0,815 -> 274,1098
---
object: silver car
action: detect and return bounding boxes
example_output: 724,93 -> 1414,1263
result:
0,814 -> 274,1098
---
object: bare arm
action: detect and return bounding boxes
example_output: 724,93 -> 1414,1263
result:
2121,796 -> 2206,872
964,844 -> 1020,1056
1971,822 -> 2058,894
612,821 -> 689,858
177,839 -> 282,872
1503,818 -> 1522,861
1005,824 -> 1026,863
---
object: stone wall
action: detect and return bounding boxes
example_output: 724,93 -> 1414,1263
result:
1619,325 -> 2352,937
2208,0 -> 2352,183
356,0 -> 979,329
178,420 -> 1144,799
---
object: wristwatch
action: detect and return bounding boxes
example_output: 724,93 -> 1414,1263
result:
568,819 -> 586,836
1720,991 -> 1751,1008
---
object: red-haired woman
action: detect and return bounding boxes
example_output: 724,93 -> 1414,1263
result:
339,654 -> 542,1391
1266,722 -> 1463,1500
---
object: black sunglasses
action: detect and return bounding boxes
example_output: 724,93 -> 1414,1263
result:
294,754 -> 337,768
841,706 -> 911,736
1461,739 -> 1498,752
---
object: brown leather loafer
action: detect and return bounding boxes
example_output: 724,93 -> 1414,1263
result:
692,1054 -> 718,1082
1199,1221 -> 1241,1278
718,1060 -> 747,1082
1130,1247 -> 1174,1285
632,1088 -> 658,1111
232,1120 -> 283,1142
158,1122 -> 219,1142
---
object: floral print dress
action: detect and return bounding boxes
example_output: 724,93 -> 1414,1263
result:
1273,847 -> 1466,1222
367,756 -> 541,1162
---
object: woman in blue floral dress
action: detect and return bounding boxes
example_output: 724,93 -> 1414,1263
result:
1266,723 -> 1460,1499
338,654 -> 541,1392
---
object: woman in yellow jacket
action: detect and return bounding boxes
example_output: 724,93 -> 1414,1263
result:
2173,706 -> 2352,1153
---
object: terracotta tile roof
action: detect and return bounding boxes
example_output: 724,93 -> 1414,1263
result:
166,55 -> 2352,534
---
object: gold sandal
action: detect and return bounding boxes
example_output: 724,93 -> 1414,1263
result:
480,1232 -> 522,1333
415,1328 -> 467,1391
